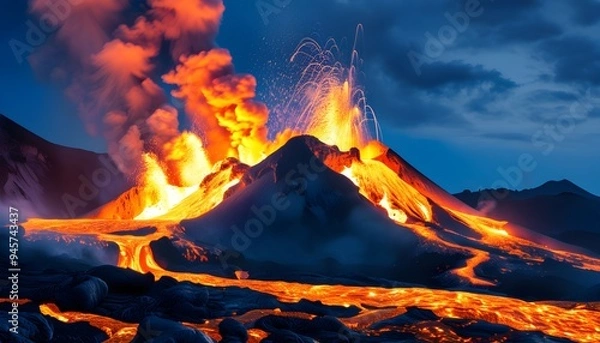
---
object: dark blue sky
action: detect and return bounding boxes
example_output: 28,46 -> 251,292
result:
1,0 -> 599,194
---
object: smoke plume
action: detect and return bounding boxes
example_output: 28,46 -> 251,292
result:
28,0 -> 270,187
164,49 -> 270,164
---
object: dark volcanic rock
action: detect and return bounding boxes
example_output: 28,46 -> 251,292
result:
150,237 -> 241,278
255,315 -> 359,343
0,312 -> 53,343
442,318 -> 511,337
454,180 -> 600,254
370,307 -> 575,343
219,318 -> 248,343
261,330 -> 315,343
157,284 -> 212,320
281,299 -> 360,318
55,276 -> 108,311
131,316 -> 214,343
371,307 -> 439,329
88,265 -> 155,294
48,319 -> 108,343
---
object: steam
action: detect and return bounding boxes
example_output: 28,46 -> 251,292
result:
28,0 -> 276,197
476,199 -> 497,215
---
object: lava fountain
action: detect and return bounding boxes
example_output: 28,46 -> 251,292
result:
282,26 -> 381,151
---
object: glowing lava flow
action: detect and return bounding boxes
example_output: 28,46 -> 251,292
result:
447,208 -> 600,273
340,160 -> 495,286
341,160 -> 432,222
22,217 -> 600,343
17,25 -> 600,343
34,297 -> 600,343
336,150 -> 600,285
147,272 -> 600,343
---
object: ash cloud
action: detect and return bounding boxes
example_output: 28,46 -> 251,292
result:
26,0 -> 268,184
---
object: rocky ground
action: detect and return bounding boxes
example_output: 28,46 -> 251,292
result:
0,266 -> 576,343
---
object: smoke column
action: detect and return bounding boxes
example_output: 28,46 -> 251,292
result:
29,0 -> 271,185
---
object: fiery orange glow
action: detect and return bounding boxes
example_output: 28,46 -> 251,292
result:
159,159 -> 244,220
21,238 -> 600,343
341,160 -> 432,223
39,303 -> 138,342
298,78 -> 367,151
280,33 -> 381,152
19,10 -> 600,341
161,131 -> 213,187
379,193 -> 408,224
134,154 -> 200,220
31,296 -> 600,343
164,48 -> 271,165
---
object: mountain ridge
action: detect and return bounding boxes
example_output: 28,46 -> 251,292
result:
456,179 -> 599,204
0,113 -> 132,219
455,181 -> 600,254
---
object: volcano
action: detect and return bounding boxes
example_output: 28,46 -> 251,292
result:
1,1 -> 599,341
2,115 -> 600,342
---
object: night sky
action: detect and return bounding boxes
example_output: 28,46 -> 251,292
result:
1,0 -> 599,194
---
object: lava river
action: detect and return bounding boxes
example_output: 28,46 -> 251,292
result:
22,196 -> 600,343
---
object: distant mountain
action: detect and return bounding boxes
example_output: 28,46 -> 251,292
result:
0,114 -> 132,219
455,181 -> 600,254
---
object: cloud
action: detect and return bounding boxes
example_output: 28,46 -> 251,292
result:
526,90 -> 578,103
363,63 -> 468,128
493,20 -> 562,43
469,0 -> 542,26
480,132 -> 531,142
539,36 -> 600,85
570,0 -> 600,26
382,58 -> 517,93
452,0 -> 561,47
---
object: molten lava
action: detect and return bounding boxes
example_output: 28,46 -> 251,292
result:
341,160 -> 432,223
135,154 -> 201,220
18,20 -> 600,343
24,231 -> 600,343
282,34 -> 380,152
